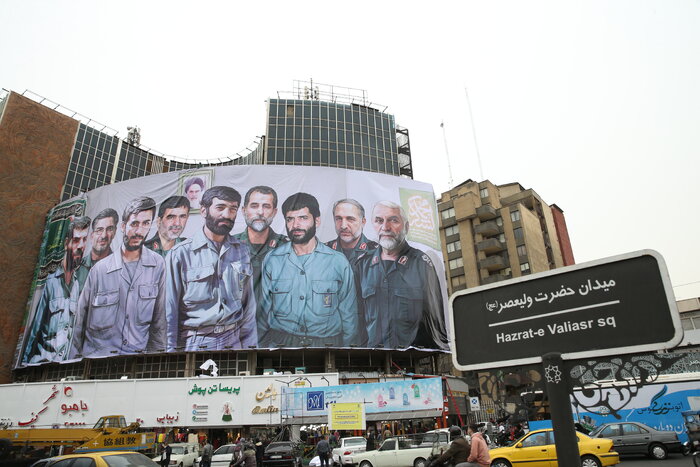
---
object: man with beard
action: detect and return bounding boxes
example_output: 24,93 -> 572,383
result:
22,216 -> 91,363
165,186 -> 256,351
234,186 -> 288,339
82,208 -> 118,270
71,197 -> 166,358
144,196 -> 190,257
354,201 -> 449,350
325,199 -> 377,263
259,192 -> 357,347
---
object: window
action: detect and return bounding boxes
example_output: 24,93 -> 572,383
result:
480,187 -> 489,198
380,439 -> 396,451
445,225 -> 459,237
441,207 -> 456,220
511,210 -> 521,222
451,275 -> 466,287
623,424 -> 647,435
522,433 -> 548,447
601,425 -> 622,437
449,258 -> 464,270
447,240 -> 461,253
514,227 -> 524,240
517,245 -> 527,257
286,105 -> 295,117
520,262 -> 531,273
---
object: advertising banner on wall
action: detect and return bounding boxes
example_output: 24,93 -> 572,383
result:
572,381 -> 700,443
328,402 -> 365,430
16,166 -> 449,368
281,377 -> 443,420
0,374 -> 338,429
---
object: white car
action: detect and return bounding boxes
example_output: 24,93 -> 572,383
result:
332,437 -> 367,466
153,443 -> 201,467
351,434 -> 449,467
194,444 -> 237,467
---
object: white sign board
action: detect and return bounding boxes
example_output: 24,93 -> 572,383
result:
0,373 -> 338,429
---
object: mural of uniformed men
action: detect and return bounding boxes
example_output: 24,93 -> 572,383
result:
325,199 -> 377,263
166,186 -> 257,351
234,186 -> 288,340
82,208 -> 118,270
144,196 -> 190,257
22,216 -> 91,363
260,192 -> 358,347
71,197 -> 167,357
354,200 -> 449,350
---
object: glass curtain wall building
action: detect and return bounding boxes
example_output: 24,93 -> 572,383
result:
265,99 -> 400,175
59,81 -> 412,202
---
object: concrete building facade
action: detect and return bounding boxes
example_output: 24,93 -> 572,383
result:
438,179 -> 575,295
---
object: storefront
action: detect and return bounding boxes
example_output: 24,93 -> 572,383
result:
0,373 -> 339,445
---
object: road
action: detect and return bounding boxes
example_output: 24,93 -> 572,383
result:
619,453 -> 692,467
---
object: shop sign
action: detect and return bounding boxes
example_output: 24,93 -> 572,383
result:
188,382 -> 240,396
252,406 -> 279,414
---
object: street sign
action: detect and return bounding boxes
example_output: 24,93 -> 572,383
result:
469,397 -> 481,411
449,250 -> 683,371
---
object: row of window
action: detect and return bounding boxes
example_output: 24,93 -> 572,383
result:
441,207 -> 455,220
266,149 -> 398,174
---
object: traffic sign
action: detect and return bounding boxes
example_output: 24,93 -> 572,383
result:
449,250 -> 683,371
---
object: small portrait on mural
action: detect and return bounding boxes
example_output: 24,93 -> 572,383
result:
179,169 -> 213,211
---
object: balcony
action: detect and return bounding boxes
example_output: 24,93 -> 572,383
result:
476,204 -> 498,221
474,220 -> 500,237
477,238 -> 505,254
479,254 -> 507,272
482,274 -> 511,285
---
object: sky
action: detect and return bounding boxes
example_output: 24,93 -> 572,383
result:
2,0 -> 699,300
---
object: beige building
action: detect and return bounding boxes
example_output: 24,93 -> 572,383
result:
438,179 -> 575,295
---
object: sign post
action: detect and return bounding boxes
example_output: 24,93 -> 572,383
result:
449,250 -> 683,467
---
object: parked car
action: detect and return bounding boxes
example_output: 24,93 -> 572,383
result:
46,451 -> 159,466
262,441 -> 303,467
152,443 -> 201,467
489,428 -> 620,467
350,434 -> 449,467
588,421 -> 683,460
194,444 -> 236,467
332,437 -> 367,466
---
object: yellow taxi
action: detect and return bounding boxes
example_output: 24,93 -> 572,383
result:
45,451 -> 159,466
489,429 -> 620,467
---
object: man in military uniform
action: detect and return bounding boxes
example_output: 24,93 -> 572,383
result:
259,192 -> 358,347
22,216 -> 91,364
166,186 -> 257,351
325,199 -> 377,263
81,208 -> 118,270
71,197 -> 167,358
354,201 -> 449,350
144,195 -> 190,257
234,186 -> 288,340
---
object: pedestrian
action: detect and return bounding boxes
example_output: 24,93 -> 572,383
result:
160,442 -> 172,467
463,424 -> 491,467
232,442 -> 257,467
201,438 -> 213,467
317,434 -> 331,467
383,425 -> 393,441
366,429 -> 376,451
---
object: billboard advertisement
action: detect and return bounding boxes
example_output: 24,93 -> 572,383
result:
17,165 -> 449,367
0,374 -> 337,428
281,377 -> 444,420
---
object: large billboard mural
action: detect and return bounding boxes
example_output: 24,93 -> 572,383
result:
16,165 -> 449,367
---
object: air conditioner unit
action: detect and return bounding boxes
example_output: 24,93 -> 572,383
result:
239,371 -> 251,376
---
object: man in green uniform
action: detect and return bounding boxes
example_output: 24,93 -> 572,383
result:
325,198 -> 377,263
234,186 -> 288,341
81,208 -> 118,270
144,195 -> 190,257
354,201 -> 449,350
22,216 -> 91,363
